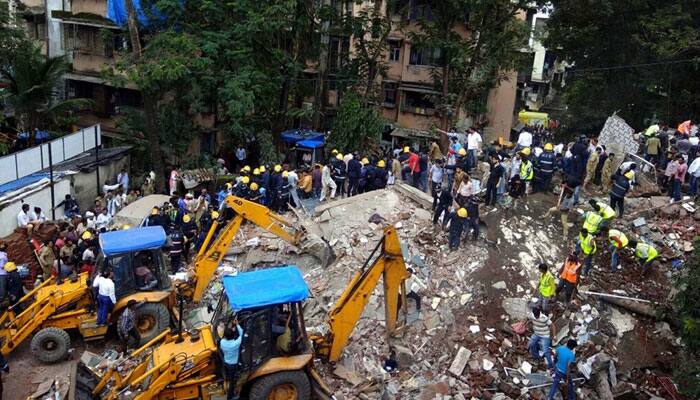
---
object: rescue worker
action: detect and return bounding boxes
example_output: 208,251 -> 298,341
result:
251,168 -> 261,186
518,148 -> 534,196
610,171 -> 633,217
347,154 -> 362,196
270,165 -> 283,211
261,165 -> 272,204
4,262 -> 22,307
627,239 -> 658,274
578,228 -> 597,276
537,263 -> 556,314
465,195 -> 480,241
433,183 -> 453,230
249,182 -> 264,204
169,227 -> 184,273
581,207 -> 604,236
608,229 -> 628,272
93,270 -> 116,326
589,199 -> 616,230
556,253 -> 581,303
181,214 -> 197,263
359,158 -> 371,193
533,143 -> 556,192
448,208 -> 469,250
233,176 -> 250,199
544,184 -> 574,237
278,171 -> 292,212
373,160 -> 388,190
332,153 -> 347,198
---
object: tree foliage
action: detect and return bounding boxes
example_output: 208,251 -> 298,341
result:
545,0 -> 700,133
328,91 -> 384,153
673,238 -> 700,396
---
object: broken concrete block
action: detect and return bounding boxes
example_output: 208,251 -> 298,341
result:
501,297 -> 531,320
393,344 -> 414,367
448,347 -> 472,376
519,361 -> 533,375
482,358 -> 495,371
492,281 -> 507,290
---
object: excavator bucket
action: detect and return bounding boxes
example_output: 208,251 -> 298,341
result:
299,233 -> 335,268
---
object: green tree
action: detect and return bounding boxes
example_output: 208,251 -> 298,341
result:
545,0 -> 700,133
328,91 -> 384,152
408,0 -> 531,145
0,46 -> 91,140
673,238 -> 700,396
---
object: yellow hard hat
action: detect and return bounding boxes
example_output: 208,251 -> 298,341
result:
82,231 -> 92,240
240,168 -> 247,174
282,171 -> 289,178
243,165 -> 251,172
361,158 -> 369,165
250,182 -> 259,191
521,147 -> 531,156
211,211 -> 220,219
458,148 -> 467,156
457,208 -> 468,218
3,262 -> 16,272
225,182 -> 233,190
122,224 -> 131,230
253,168 -> 260,175
151,207 -> 159,215
403,146 -> 410,153
544,143 -> 553,151
331,149 -> 338,155
377,160 -> 386,168
241,176 -> 250,184
274,165 -> 282,173
624,171 -> 634,180
336,153 -> 343,160
259,166 -> 266,173
183,214 -> 191,223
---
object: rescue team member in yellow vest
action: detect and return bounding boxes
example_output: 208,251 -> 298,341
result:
556,253 -> 581,302
581,209 -> 603,236
608,229 -> 628,272
577,228 -> 597,276
589,199 -> 616,230
519,148 -> 534,195
627,239 -> 658,274
537,263 -> 556,313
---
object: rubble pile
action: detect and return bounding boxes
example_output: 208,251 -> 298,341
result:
2,224 -> 59,276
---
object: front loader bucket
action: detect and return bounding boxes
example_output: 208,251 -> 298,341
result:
301,234 -> 336,268
71,362 -> 100,400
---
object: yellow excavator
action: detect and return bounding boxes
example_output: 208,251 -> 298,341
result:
75,225 -> 409,400
0,195 -> 333,363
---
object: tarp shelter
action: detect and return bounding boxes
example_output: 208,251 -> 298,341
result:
100,226 -> 167,257
280,129 -> 324,144
222,266 -> 310,311
294,138 -> 324,167
113,194 -> 171,229
106,0 -> 164,26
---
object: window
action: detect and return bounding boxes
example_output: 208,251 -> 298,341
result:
409,46 -> 442,66
383,82 -> 397,107
388,40 -> 401,62
403,90 -> 436,114
409,0 -> 434,21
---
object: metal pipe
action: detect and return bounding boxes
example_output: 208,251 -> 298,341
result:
579,290 -> 652,303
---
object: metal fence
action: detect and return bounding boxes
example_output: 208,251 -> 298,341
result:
0,125 -> 102,185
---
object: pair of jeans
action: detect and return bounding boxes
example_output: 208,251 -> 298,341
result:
573,185 -> 581,205
412,172 -> 426,191
548,369 -> 575,400
672,179 -> 681,201
583,253 -> 594,275
468,149 -> 477,170
610,194 -> 625,217
97,294 -> 113,325
528,334 -> 553,369
225,363 -> 239,400
467,216 -> 480,240
610,244 -> 620,271
347,177 -> 359,196
170,253 -> 181,273
691,176 -> 698,196
485,182 -> 498,206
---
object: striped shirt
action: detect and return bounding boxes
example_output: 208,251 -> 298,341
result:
529,313 -> 552,338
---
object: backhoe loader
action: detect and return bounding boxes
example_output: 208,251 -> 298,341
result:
75,225 -> 409,400
0,195 -> 333,363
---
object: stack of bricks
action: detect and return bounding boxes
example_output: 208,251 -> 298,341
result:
2,224 -> 60,286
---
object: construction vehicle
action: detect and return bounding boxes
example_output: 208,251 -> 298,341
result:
75,225 -> 409,400
0,195 -> 333,363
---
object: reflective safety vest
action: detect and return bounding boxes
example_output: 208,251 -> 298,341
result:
598,203 -> 616,220
560,260 -> 581,284
608,229 -> 628,248
520,160 -> 533,181
539,271 -> 556,297
579,232 -> 597,255
582,212 -> 603,234
636,243 -> 658,262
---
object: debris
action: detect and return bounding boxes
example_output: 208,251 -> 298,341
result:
492,281 -> 507,290
632,217 -> 647,227
501,297 -> 531,320
448,347 -> 472,376
482,358 -> 495,371
469,325 -> 481,334
520,361 -> 533,375
431,297 -> 441,310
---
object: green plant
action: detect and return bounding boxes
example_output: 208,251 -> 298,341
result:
327,91 -> 384,153
673,238 -> 700,395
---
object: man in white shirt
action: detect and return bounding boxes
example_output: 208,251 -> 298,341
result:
117,169 -> 129,191
517,130 -> 533,150
466,129 -> 482,171
320,164 -> 337,201
103,180 -> 121,195
17,203 -> 39,236
93,271 -> 116,325
689,156 -> 700,195
96,208 -> 112,230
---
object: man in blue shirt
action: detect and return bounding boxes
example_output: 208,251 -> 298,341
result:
549,339 -> 577,400
220,323 -> 244,400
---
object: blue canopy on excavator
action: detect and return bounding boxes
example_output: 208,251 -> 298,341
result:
100,226 -> 168,257
222,266 -> 309,311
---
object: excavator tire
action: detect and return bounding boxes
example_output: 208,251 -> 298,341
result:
30,327 -> 70,363
134,302 -> 170,344
248,371 -> 311,400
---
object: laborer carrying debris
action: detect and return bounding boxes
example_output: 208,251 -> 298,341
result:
588,199 -> 616,230
448,208 -> 469,250
608,229 -> 628,272
627,239 -> 659,274
537,263 -> 556,313
581,207 -> 603,236
548,339 -> 578,400
556,253 -> 581,302
543,184 -> 574,237
577,228 -> 597,276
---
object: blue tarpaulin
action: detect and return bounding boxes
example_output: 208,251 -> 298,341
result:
106,0 -> 158,26
0,172 -> 65,197
100,226 -> 167,256
222,266 -> 309,311
297,139 -> 324,149
280,129 -> 324,144
18,131 -> 49,141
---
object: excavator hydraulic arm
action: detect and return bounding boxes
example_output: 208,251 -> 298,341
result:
313,225 -> 409,362
185,195 -> 334,302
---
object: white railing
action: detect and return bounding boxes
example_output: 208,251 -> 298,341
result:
0,125 -> 102,185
